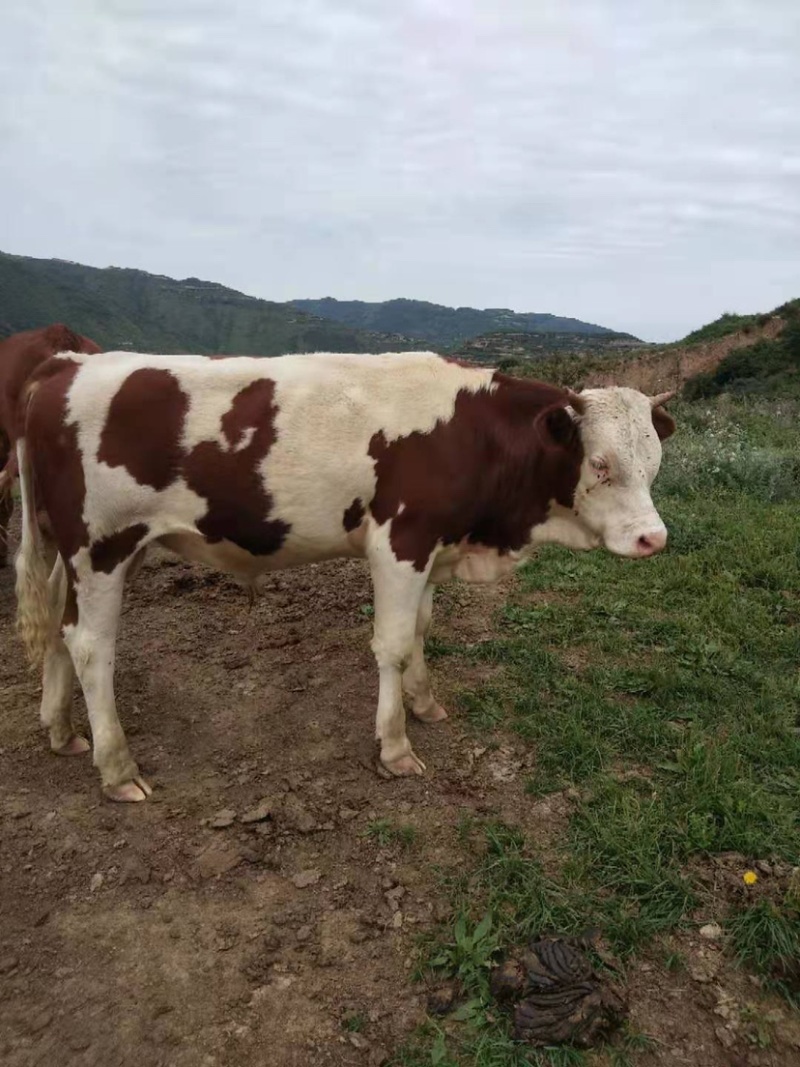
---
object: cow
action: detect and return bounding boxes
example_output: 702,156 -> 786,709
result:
14,349 -> 675,802
0,324 -> 102,565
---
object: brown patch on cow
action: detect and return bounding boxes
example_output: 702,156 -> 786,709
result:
343,498 -> 365,532
220,379 -> 269,449
183,379 -> 290,556
368,374 -> 583,570
99,369 -> 189,491
652,406 -> 676,441
90,524 -> 150,574
25,359 -> 90,562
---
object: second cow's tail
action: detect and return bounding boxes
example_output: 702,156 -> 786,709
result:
15,438 -> 54,666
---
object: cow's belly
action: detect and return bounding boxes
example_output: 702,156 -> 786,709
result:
430,542 -> 522,584
159,526 -> 363,579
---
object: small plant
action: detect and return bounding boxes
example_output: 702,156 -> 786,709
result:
341,1011 -> 367,1033
741,1004 -> 774,1049
365,818 -> 418,848
662,950 -> 685,972
429,913 -> 499,997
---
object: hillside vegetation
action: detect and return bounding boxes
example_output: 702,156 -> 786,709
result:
681,311 -> 765,345
684,301 -> 800,400
0,252 -> 418,356
291,296 -> 636,347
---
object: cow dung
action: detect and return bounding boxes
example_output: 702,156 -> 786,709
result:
489,934 -> 628,1049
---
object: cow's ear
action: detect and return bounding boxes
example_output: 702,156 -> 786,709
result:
651,405 -> 676,441
536,405 -> 579,449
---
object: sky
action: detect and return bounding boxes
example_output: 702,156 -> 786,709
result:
1,1 -> 798,341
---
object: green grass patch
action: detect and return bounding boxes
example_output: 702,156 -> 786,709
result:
365,818 -> 419,849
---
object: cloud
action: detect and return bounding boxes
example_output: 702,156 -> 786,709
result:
1,0 -> 798,339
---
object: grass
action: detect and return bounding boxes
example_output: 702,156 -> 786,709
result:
365,818 -> 420,849
728,896 -> 800,1002
394,391 -> 800,1066
342,1011 -> 368,1033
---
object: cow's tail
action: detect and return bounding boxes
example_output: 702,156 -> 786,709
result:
15,438 -> 54,666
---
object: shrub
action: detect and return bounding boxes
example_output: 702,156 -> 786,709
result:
659,405 -> 800,503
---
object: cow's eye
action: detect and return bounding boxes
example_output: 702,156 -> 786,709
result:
590,456 -> 608,473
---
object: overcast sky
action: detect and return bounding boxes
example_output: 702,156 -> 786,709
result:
1,1 -> 798,341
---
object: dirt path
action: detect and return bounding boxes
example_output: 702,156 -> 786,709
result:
1,524 -> 798,1066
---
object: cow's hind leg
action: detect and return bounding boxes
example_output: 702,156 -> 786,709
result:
368,527 -> 433,776
41,557 -> 88,756
63,560 -> 151,802
402,584 -> 447,724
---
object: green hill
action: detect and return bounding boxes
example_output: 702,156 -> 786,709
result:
0,251 -> 419,355
290,296 -> 637,347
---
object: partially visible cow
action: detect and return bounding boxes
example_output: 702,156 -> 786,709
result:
15,350 -> 675,801
0,324 -> 101,564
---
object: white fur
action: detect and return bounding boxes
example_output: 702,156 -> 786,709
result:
564,388 -> 667,557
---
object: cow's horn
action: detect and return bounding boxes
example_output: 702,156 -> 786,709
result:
650,390 -> 676,408
564,387 -> 586,414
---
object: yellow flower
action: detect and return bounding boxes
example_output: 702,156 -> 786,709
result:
743,870 -> 758,886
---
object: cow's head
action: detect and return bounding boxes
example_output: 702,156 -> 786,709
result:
534,386 -> 675,559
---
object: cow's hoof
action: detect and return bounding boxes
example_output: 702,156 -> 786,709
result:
414,702 -> 448,724
54,734 -> 91,756
381,752 -> 426,776
104,777 -> 153,803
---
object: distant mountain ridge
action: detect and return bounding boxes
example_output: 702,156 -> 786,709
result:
290,296 -> 637,346
0,250 -> 638,358
0,252 -> 418,356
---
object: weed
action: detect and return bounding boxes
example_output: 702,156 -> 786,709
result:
662,950 -> 685,972
365,818 -> 419,849
341,1011 -> 367,1033
429,913 -> 499,998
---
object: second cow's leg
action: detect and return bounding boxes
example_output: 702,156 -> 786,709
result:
368,529 -> 433,776
0,450 -> 12,566
40,556 -> 87,755
0,488 -> 12,568
63,562 -> 151,802
402,583 -> 447,723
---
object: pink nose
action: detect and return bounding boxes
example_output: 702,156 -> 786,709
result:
636,528 -> 667,556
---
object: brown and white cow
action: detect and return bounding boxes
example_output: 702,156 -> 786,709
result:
15,350 -> 675,801
0,324 -> 101,564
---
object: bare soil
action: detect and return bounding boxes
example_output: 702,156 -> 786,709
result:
1,518 -> 798,1067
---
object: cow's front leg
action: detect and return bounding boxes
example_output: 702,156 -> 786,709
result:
402,583 -> 447,724
368,529 -> 433,776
